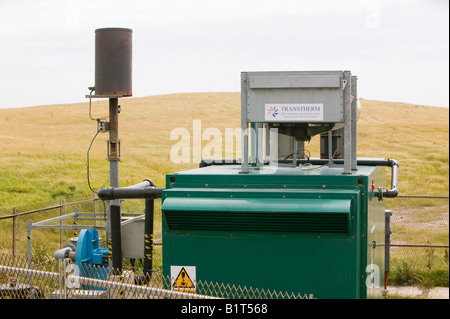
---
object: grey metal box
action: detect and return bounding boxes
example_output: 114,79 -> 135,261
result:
121,215 -> 145,259
242,71 -> 349,123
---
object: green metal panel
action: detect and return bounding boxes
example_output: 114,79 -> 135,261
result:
163,197 -> 351,213
162,164 -> 385,299
163,198 -> 351,234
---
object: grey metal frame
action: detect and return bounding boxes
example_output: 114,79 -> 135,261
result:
26,212 -> 107,268
240,71 -> 357,174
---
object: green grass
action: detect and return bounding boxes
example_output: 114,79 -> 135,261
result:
389,248 -> 449,287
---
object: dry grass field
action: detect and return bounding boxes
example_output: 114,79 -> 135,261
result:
0,92 -> 448,288
0,92 -> 448,210
0,93 -> 239,208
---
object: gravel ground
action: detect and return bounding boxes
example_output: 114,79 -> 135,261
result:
388,286 -> 449,299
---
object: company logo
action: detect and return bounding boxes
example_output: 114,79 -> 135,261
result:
266,106 -> 278,118
264,103 -> 324,122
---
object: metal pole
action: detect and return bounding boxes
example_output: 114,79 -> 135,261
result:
108,97 -> 122,273
240,72 -> 249,173
343,71 -> 352,174
351,76 -> 358,170
26,220 -> 32,285
293,137 -> 298,167
60,198 -> 66,249
327,130 -> 333,166
385,210 -> 392,294
143,199 -> 154,278
109,97 -> 120,187
12,207 -> 19,257
110,204 -> 122,273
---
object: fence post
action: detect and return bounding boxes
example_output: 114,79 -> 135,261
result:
60,199 -> 66,249
93,193 -> 97,216
26,219 -> 33,285
12,207 -> 19,257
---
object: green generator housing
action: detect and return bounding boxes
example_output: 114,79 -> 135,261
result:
162,163 -> 386,299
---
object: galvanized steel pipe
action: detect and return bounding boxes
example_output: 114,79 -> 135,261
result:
199,158 -> 400,198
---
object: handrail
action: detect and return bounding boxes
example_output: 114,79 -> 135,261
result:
0,197 -> 102,220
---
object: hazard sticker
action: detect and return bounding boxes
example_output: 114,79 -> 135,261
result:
171,266 -> 196,294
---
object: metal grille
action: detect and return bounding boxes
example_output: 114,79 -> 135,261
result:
164,210 -> 349,234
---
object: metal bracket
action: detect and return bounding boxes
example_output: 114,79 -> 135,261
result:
341,79 -> 348,90
377,186 -> 384,201
85,94 -> 126,99
97,119 -> 110,132
107,139 -> 121,160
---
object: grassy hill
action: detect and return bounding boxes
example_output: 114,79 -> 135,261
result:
0,93 -> 448,210
0,93 -> 448,287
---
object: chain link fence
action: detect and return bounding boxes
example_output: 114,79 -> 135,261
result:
0,195 -> 312,299
386,195 -> 449,287
0,253 -> 311,299
1,192 -> 448,296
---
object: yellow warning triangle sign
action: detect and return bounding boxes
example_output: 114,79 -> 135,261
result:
173,267 -> 195,289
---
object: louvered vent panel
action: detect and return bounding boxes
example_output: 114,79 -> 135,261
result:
164,210 -> 349,234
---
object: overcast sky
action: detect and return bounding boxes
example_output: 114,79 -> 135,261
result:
0,0 -> 448,109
